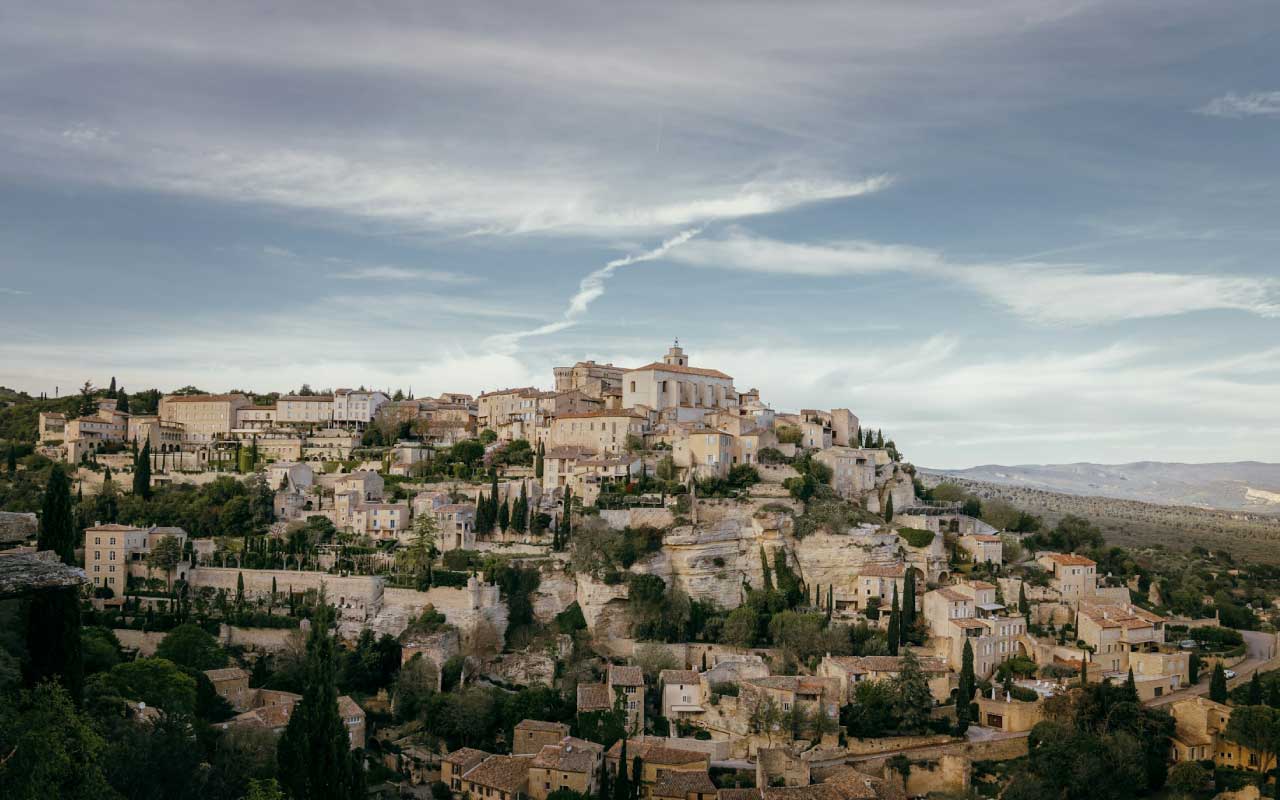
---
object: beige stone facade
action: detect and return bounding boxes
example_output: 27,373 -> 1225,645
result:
623,344 -> 737,418
527,737 -> 603,800
548,411 -> 647,455
160,393 -> 251,442
922,581 -> 1028,679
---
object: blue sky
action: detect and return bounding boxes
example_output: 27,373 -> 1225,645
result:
1,1 -> 1277,468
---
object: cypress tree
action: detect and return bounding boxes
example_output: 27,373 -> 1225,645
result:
38,465 -> 76,563
108,376 -> 117,396
1269,679 -> 1280,709
559,487 -> 572,549
1125,667 -> 1138,701
133,441 -> 152,499
535,441 -> 544,479
117,388 -> 130,413
887,584 -> 900,656
826,585 -> 834,623
612,739 -> 630,800
517,482 -> 529,531
956,639 -> 975,734
1080,655 -> 1088,687
760,546 -> 774,592
1210,662 -> 1228,703
1017,583 -> 1029,623
902,570 -> 916,630
1249,671 -> 1263,705
278,594 -> 365,800
875,430 -> 884,448
631,756 -> 642,800
498,497 -> 510,531
1188,652 -> 1200,684
490,470 -> 500,522
28,464 -> 83,702
883,494 -> 894,522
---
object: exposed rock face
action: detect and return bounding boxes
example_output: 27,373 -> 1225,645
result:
792,528 -> 901,595
531,567 -> 577,623
484,649 -> 557,686
0,511 -> 37,544
575,573 -> 632,640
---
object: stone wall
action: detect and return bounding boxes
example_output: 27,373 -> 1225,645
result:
599,508 -> 676,530
221,624 -> 304,652
114,628 -> 167,656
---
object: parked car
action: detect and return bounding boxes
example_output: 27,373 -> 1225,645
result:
1224,669 -> 1237,679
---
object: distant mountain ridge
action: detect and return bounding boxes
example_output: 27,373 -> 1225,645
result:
921,460 -> 1280,513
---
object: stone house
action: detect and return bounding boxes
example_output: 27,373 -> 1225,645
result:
204,666 -> 252,711
958,534 -> 1003,565
659,669 -> 706,723
604,738 -> 710,793
1170,696 -> 1271,773
458,754 -> 532,800
622,344 -> 737,419
527,737 -> 604,800
443,748 -> 491,794
1036,553 -> 1097,603
922,581 -> 1028,679
651,770 -> 717,800
816,654 -> 951,704
514,719 -> 571,755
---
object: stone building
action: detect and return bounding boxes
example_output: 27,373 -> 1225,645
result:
922,580 -> 1028,679
159,393 -> 251,442
514,719 -> 571,756
622,343 -> 737,421
527,737 -> 604,800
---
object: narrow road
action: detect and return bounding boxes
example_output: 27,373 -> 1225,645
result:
1147,630 -> 1279,707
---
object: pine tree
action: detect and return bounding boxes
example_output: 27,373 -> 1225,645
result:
887,584 -> 900,656
498,497 -> 510,531
883,494 -> 894,522
956,639 -> 975,734
277,594 -> 365,800
761,546 -> 774,592
133,441 -> 152,499
535,441 -> 545,479
38,465 -> 76,563
1249,671 -> 1263,705
902,570 -> 916,630
1210,662 -> 1228,703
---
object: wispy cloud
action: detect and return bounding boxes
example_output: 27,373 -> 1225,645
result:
1196,91 -> 1280,118
668,229 -> 1280,324
330,265 -> 475,283
0,288 -> 31,296
488,227 -> 703,352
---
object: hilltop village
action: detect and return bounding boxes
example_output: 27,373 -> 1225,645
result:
3,341 -> 1280,800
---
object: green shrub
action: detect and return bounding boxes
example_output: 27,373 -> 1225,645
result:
898,528 -> 935,548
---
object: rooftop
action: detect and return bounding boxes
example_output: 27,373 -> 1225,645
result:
653,769 -> 717,798
626,362 -> 733,380
577,683 -> 612,711
530,738 -> 601,773
660,669 -> 702,685
516,719 -> 571,733
463,755 -> 533,793
1044,552 -> 1097,567
608,665 -> 645,686
204,667 -> 249,683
